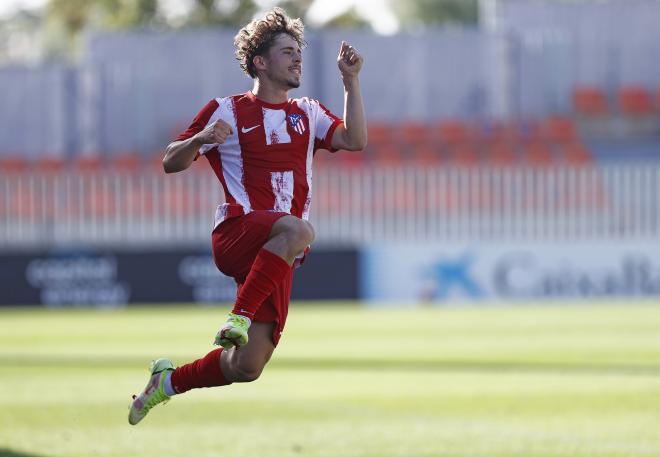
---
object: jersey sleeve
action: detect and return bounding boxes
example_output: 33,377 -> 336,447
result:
311,100 -> 343,152
174,99 -> 220,141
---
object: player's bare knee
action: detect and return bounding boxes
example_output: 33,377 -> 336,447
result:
233,363 -> 263,383
287,219 -> 314,251
303,220 -> 315,244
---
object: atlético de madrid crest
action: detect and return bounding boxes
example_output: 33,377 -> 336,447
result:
287,113 -> 306,135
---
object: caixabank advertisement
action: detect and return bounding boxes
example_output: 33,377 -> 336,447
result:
361,242 -> 660,304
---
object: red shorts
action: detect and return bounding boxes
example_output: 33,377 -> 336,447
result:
211,210 -> 293,346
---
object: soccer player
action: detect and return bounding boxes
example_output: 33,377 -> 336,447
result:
128,8 -> 366,425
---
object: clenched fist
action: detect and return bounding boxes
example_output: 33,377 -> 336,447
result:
337,41 -> 364,80
195,119 -> 233,145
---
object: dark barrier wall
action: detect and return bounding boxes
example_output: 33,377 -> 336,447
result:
0,248 -> 358,306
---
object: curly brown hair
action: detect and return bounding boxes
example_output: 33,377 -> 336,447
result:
234,7 -> 306,79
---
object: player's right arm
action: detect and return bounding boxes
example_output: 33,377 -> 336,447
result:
162,119 -> 233,174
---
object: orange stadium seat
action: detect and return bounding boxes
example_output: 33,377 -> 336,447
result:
367,122 -> 395,148
335,150 -> 365,168
149,151 -> 166,171
573,86 -> 608,116
480,120 -> 520,144
400,121 -> 430,147
561,142 -> 593,165
411,144 -> 441,165
73,155 -> 104,173
518,119 -> 545,143
34,155 -> 66,173
524,143 -> 554,167
373,145 -> 403,166
437,120 -> 472,147
0,155 -> 29,173
447,144 -> 478,166
618,86 -> 653,117
487,143 -> 517,166
543,116 -> 578,144
112,152 -> 142,172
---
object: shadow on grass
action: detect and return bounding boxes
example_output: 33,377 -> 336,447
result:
2,354 -> 660,376
0,449 -> 49,457
272,357 -> 660,377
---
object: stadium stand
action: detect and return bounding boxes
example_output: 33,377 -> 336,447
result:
447,143 -> 479,166
486,142 -> 517,166
412,143 -> 442,165
111,152 -> 141,172
0,115 -> 597,174
73,155 -> 104,173
542,116 -> 578,144
303,115 -> 597,169
618,86 -> 654,117
0,155 -> 28,173
400,121 -> 429,147
34,155 -> 66,173
364,121 -> 394,149
523,142 -> 554,167
437,120 -> 473,147
561,142 -> 593,165
573,87 -> 609,117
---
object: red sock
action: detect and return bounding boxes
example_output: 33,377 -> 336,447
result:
232,248 -> 291,319
170,348 -> 231,394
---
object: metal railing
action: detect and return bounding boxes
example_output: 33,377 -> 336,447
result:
1,163 -> 659,248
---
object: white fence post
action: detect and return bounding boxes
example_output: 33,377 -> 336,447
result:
1,164 -> 659,248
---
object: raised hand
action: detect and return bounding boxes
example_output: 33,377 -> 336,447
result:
194,119 -> 233,145
337,41 -> 364,80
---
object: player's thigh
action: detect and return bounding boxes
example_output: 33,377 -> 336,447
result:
212,212 -> 288,281
268,214 -> 315,241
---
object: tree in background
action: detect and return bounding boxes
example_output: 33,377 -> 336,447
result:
47,0 -> 163,34
391,0 -> 479,27
44,0 -> 91,58
47,0 -> 90,35
44,0 -> 165,58
186,0 -> 257,27
250,0 -> 368,31
324,7 -> 370,29
96,0 -> 162,29
6,0 -> 481,62
275,0 -> 313,23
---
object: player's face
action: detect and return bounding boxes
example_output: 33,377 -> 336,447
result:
264,33 -> 302,89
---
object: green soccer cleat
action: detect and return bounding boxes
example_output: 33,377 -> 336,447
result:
214,312 -> 251,349
128,358 -> 175,425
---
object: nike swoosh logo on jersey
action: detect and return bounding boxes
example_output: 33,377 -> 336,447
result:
241,125 -> 260,133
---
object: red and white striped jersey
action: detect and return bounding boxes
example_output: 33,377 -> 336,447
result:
176,91 -> 343,228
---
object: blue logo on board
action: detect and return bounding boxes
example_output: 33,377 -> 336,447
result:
429,253 -> 483,299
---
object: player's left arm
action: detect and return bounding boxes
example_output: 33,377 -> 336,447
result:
331,41 -> 367,152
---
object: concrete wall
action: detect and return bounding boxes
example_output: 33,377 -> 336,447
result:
0,0 -> 659,156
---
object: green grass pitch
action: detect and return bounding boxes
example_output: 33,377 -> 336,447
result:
1,302 -> 660,457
